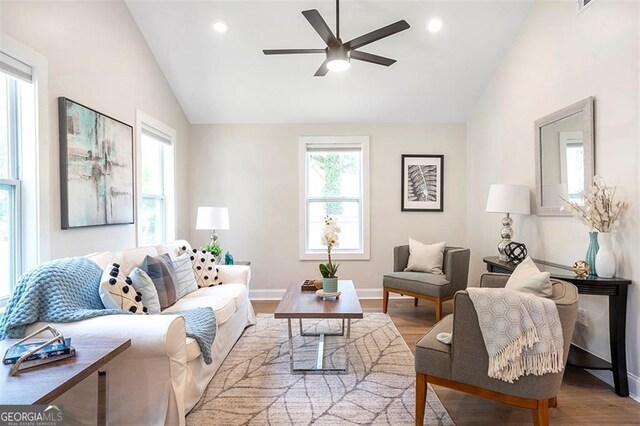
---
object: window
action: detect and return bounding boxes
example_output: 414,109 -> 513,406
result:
136,111 -> 176,247
0,69 -> 24,303
299,136 -> 370,260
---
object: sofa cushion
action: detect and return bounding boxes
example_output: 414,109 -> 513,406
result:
142,254 -> 178,310
129,268 -> 161,314
415,314 -> 453,379
383,271 -> 451,297
172,253 -> 199,299
165,284 -> 247,327
98,262 -> 146,314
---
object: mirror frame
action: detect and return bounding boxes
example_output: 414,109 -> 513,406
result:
534,96 -> 594,216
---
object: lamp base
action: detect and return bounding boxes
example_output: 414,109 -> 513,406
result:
209,229 -> 218,245
497,213 -> 513,262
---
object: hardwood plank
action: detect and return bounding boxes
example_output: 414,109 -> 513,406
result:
253,298 -> 640,424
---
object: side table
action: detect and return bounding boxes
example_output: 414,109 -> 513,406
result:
0,337 -> 131,424
483,256 -> 631,397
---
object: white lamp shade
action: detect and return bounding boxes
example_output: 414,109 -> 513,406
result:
486,184 -> 531,215
196,207 -> 230,230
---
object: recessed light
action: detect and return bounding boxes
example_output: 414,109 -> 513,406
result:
212,18 -> 228,34
426,17 -> 444,33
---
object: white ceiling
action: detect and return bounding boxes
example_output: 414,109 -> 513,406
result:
126,1 -> 533,123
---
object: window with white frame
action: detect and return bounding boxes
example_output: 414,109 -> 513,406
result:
299,136 -> 370,260
0,53 -> 33,304
137,117 -> 175,247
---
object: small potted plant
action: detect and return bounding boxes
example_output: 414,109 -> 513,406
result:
319,216 -> 340,293
201,242 -> 223,264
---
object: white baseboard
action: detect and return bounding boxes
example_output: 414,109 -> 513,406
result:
249,287 -> 412,301
586,369 -> 640,403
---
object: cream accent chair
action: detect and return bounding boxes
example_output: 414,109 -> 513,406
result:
414,273 -> 579,426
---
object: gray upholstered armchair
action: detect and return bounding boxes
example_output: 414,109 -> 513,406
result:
382,245 -> 470,321
414,273 -> 579,426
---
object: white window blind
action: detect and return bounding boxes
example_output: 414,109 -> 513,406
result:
0,51 -> 32,84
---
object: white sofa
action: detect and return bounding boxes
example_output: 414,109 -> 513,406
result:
23,240 -> 255,426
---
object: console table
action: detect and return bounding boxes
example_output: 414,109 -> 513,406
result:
483,256 -> 631,397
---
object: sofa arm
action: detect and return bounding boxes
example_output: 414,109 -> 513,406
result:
24,314 -> 187,360
479,273 -> 509,288
217,265 -> 251,287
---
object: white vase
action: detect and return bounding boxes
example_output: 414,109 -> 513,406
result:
595,232 -> 616,278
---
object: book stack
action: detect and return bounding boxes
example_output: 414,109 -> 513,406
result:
3,337 -> 76,371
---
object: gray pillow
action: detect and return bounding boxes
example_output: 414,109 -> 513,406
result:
172,253 -> 198,299
141,253 -> 178,310
129,268 -> 161,314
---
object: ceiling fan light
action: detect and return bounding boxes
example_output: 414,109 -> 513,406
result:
326,58 -> 351,72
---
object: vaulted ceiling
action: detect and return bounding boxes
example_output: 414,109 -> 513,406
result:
126,1 -> 533,123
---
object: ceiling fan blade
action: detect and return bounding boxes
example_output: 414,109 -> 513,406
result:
314,60 -> 329,77
302,9 -> 339,47
347,20 -> 410,50
263,49 -> 326,55
350,50 -> 396,66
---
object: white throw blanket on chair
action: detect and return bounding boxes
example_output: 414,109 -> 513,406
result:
466,287 -> 564,383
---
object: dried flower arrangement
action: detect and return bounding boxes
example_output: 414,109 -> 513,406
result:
561,176 -> 629,232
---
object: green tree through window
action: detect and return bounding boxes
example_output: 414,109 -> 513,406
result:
310,153 -> 356,215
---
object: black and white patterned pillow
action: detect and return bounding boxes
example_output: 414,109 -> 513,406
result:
178,246 -> 223,288
98,262 -> 147,314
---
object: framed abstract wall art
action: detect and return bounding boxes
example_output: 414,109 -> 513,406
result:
401,154 -> 444,212
59,97 -> 134,228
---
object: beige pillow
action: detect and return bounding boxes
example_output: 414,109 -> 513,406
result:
405,239 -> 446,274
505,257 -> 552,297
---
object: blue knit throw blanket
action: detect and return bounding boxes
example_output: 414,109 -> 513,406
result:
0,258 -> 218,365
0,257 -> 122,339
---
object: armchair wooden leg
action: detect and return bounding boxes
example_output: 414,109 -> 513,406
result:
416,373 -> 427,426
533,399 -> 549,426
434,298 -> 442,322
414,297 -> 419,307
549,396 -> 557,408
383,289 -> 389,314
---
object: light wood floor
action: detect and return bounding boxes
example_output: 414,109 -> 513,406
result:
252,298 -> 640,425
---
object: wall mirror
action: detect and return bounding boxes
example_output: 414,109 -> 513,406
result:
534,97 -> 594,216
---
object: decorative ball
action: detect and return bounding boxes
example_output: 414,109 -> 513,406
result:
573,260 -> 590,278
504,242 -> 527,263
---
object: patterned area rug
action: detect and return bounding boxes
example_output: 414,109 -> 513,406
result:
188,313 -> 454,425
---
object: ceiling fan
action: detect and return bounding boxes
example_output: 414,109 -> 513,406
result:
263,0 -> 410,76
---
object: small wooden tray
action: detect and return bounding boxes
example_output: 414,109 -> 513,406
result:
301,279 -> 323,291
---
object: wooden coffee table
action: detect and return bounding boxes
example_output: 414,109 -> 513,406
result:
274,280 -> 363,374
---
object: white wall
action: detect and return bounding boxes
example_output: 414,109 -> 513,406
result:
466,0 -> 639,396
189,123 -> 466,298
1,1 -> 191,258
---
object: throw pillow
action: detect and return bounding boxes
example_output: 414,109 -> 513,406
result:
141,253 -> 178,310
172,253 -> 199,298
405,239 -> 446,274
98,262 -> 147,314
178,246 -> 223,288
505,257 -> 552,297
129,268 -> 161,314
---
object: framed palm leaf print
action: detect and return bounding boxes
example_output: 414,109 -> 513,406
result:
401,154 -> 444,212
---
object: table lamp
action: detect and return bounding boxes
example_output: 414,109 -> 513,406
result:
196,207 -> 229,245
486,184 -> 530,261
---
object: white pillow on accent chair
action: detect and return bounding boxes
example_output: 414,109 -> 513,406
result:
505,257 -> 552,297
405,239 -> 446,274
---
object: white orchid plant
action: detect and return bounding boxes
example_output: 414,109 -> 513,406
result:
319,216 -> 341,278
561,176 -> 629,232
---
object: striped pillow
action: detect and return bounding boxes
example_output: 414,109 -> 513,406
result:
172,253 -> 198,298
141,253 -> 178,310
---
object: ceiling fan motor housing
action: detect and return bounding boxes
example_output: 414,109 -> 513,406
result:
326,44 -> 350,62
